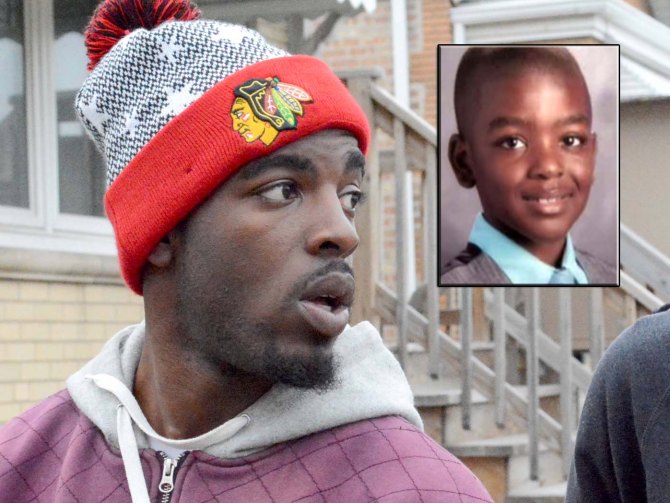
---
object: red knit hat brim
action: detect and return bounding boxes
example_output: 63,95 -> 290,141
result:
104,55 -> 370,294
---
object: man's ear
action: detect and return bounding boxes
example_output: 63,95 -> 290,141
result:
448,133 -> 476,188
147,232 -> 176,269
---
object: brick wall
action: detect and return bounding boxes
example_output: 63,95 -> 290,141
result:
0,279 -> 143,424
318,0 -> 394,92
410,0 -> 452,127
319,0 -> 452,128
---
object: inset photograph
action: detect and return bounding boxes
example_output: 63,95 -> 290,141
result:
438,45 -> 619,286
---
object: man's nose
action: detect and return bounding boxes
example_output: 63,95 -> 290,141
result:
529,141 -> 563,179
305,191 -> 359,258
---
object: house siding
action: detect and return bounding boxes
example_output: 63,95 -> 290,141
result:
0,279 -> 142,424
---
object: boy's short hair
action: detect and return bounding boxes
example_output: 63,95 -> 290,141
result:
454,47 -> 590,138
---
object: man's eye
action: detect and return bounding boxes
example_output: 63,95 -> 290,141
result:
341,190 -> 366,212
499,137 -> 526,150
258,182 -> 299,202
562,135 -> 585,147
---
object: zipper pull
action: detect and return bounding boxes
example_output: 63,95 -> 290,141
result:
159,457 -> 177,494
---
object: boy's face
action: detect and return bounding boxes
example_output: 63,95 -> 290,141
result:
451,68 -> 596,252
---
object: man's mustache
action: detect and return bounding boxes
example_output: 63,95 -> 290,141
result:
291,261 -> 355,298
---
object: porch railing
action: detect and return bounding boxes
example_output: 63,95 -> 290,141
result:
346,73 -> 669,488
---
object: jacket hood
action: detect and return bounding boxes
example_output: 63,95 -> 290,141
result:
66,320 -> 422,459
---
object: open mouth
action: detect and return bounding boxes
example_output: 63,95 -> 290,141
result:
298,272 -> 355,337
309,295 -> 346,312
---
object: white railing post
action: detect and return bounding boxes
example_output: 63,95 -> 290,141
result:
559,288 -> 574,478
424,143 -> 440,378
461,287 -> 473,430
527,288 -> 540,481
624,294 -> 638,328
588,288 -> 604,368
493,287 -> 506,428
394,118 -> 409,370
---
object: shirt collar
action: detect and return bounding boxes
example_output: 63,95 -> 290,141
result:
468,213 -> 587,284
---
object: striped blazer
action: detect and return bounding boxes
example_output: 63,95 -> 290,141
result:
440,243 -> 617,286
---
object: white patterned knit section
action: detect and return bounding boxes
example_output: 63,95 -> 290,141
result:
75,20 -> 287,186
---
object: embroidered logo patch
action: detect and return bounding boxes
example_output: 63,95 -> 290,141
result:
231,77 -> 313,146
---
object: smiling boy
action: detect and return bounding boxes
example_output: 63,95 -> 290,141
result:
441,46 -> 616,285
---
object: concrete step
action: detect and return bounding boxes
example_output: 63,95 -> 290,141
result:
447,434 -> 533,503
411,378 -> 488,407
511,384 -> 561,421
448,434 -> 565,494
448,433 -> 530,458
411,378 -> 487,446
384,341 -> 436,383
472,341 -> 496,368
511,384 -> 561,398
444,395 -> 527,444
472,341 -> 496,351
385,340 -> 426,354
507,481 -> 567,503
509,444 -> 564,487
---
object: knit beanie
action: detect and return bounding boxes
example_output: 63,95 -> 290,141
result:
75,0 -> 371,295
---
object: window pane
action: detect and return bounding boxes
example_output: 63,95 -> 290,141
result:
0,1 -> 29,208
54,1 -> 106,217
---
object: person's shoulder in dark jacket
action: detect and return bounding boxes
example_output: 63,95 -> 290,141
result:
567,307 -> 670,502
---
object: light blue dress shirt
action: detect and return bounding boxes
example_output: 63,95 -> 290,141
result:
468,213 -> 588,284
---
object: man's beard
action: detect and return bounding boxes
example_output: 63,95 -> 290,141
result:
174,286 -> 339,392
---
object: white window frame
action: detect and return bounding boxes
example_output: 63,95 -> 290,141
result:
0,0 -> 117,280
451,0 -> 670,104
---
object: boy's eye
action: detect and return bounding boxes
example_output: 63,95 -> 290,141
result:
340,189 -> 366,212
499,137 -> 526,150
257,181 -> 300,202
562,135 -> 585,147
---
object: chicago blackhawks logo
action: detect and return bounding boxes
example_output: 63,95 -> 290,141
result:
231,77 -> 313,146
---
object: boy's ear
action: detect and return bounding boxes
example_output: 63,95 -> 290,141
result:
448,133 -> 476,188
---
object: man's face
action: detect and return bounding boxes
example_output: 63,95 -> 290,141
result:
457,69 -> 596,253
173,130 -> 365,390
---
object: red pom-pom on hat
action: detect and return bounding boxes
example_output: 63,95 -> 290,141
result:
85,0 -> 201,70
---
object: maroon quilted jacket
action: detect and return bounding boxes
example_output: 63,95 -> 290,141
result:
0,390 -> 492,502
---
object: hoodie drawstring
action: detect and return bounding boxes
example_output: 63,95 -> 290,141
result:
117,404 -> 151,503
87,374 -> 250,503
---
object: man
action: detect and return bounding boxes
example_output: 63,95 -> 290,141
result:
0,1 -> 492,502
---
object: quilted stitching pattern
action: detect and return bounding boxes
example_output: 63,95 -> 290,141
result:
0,392 -> 492,502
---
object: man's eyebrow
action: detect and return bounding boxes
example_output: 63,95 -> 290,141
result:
487,116 -> 530,132
238,154 -> 315,180
345,150 -> 366,178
